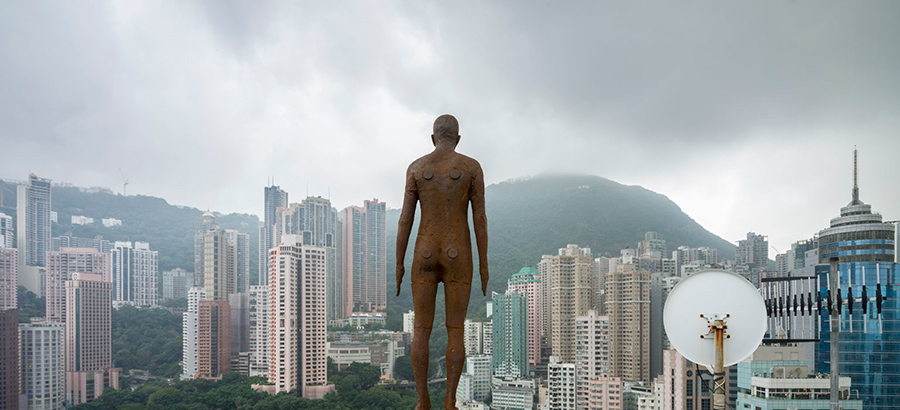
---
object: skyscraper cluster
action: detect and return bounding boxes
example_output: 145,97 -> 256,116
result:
2,174 -> 172,408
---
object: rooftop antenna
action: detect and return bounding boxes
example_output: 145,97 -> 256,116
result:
119,168 -> 129,196
851,147 -> 862,205
664,269 -> 767,410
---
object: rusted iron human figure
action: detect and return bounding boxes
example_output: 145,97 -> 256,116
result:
396,114 -> 489,410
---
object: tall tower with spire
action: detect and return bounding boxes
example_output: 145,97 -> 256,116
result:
818,149 -> 894,264
815,148 -> 899,409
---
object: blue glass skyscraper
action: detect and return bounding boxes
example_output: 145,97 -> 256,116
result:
816,150 -> 898,409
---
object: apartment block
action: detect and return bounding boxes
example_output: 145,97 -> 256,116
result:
540,244 -> 596,362
268,235 -> 332,398
549,356 -> 577,410
507,267 -> 542,368
19,321 -> 65,410
605,263 -> 650,382
45,247 -> 110,324
342,199 -> 386,317
65,273 -> 120,405
181,287 -> 207,380
0,310 -> 18,410
111,241 -> 158,307
248,285 -> 270,377
0,248 -> 16,309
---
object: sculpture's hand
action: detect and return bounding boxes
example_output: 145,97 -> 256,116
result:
396,263 -> 405,297
480,265 -> 489,296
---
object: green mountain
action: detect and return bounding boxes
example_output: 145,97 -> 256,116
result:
0,179 -> 260,281
383,174 -> 736,328
5,174 -> 734,323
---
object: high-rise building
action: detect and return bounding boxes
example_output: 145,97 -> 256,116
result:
16,174 -> 52,265
403,310 -> 415,334
605,262 -> 650,382
342,199 -> 386,318
548,356 -> 577,410
459,354 -> 492,402
508,267 -> 542,368
650,273 -> 682,380
737,345 -> 862,410
661,350 -> 737,410
229,292 -> 250,358
197,299 -> 231,379
638,232 -> 666,258
492,291 -> 528,377
0,212 -> 13,248
248,285 -> 270,377
539,245 -> 596,363
19,320 -> 65,410
45,247 -> 110,324
593,257 -> 610,315
575,310 -> 622,410
0,248 -> 16,309
111,241 -> 158,307
815,149 -> 899,409
268,235 -> 332,398
65,272 -> 120,405
202,228 -> 237,301
278,197 -> 342,322
162,268 -> 192,300
464,320 -> 488,355
0,310 -> 18,410
181,287 -> 207,380
225,229 -> 250,294
735,232 -> 768,270
17,174 -> 52,293
491,377 -> 536,410
193,212 -> 218,287
261,184 -> 288,286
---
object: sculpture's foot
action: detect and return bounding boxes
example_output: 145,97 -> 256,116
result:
443,396 -> 457,410
415,399 -> 431,410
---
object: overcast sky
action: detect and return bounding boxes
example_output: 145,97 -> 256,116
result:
2,1 -> 898,254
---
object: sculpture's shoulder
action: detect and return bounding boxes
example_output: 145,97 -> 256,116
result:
454,153 -> 483,175
406,155 -> 431,175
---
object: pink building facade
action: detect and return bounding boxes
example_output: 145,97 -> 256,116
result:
65,272 -> 120,406
507,267 -> 543,367
46,247 -> 110,324
269,235 -> 333,398
576,310 -> 622,410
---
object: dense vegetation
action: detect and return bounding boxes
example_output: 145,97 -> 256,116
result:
6,174 -> 738,365
72,364 -> 446,410
50,184 -> 260,283
112,305 -> 183,377
384,174 -> 736,359
16,286 -> 46,322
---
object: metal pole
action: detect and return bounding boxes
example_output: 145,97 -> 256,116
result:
829,257 -> 840,410
713,319 -> 726,410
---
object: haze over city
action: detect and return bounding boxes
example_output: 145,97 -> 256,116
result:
2,2 -> 899,253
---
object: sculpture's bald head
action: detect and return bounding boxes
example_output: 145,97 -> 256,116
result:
433,114 -> 459,142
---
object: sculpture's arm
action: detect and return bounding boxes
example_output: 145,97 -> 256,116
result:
470,161 -> 489,296
396,167 -> 418,296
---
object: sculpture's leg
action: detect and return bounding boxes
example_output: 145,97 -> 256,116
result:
443,281 -> 472,410
412,282 -> 438,410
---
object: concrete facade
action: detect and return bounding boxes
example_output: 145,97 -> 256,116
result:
65,273 -> 120,406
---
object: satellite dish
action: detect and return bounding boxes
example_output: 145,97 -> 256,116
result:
663,269 -> 766,367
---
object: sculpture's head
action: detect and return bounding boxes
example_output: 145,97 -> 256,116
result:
432,114 -> 460,149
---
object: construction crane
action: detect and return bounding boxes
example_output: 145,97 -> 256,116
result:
119,168 -> 129,196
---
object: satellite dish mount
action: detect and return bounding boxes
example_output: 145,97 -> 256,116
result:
700,313 -> 731,409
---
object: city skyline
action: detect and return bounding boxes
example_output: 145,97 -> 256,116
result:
1,2 -> 899,256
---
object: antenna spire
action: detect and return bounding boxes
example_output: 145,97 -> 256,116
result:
850,147 -> 862,205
